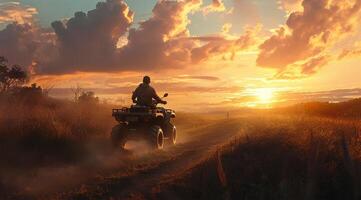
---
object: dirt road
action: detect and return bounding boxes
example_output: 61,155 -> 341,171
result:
44,119 -> 244,200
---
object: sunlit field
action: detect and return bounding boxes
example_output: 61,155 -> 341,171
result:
1,0 -> 361,199
155,116 -> 361,200
0,91 -> 360,199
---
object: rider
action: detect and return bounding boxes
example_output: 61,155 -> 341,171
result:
132,76 -> 167,107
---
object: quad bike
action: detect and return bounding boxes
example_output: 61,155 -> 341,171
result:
111,93 -> 176,150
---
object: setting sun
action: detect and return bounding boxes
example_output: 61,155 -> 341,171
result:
254,88 -> 274,103
241,88 -> 277,108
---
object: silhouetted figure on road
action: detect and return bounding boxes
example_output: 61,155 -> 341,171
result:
132,76 -> 167,107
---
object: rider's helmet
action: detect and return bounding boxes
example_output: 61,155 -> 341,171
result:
143,76 -> 151,84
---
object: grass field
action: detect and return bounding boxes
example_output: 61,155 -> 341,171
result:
155,116 -> 361,200
0,96 -> 361,199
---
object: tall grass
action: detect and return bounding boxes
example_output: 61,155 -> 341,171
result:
155,116 -> 361,200
0,95 -> 115,169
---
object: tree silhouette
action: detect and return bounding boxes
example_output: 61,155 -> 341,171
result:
0,56 -> 28,93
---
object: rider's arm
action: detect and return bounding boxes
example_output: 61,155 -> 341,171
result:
132,86 -> 140,103
152,88 -> 162,102
151,88 -> 165,104
132,92 -> 136,103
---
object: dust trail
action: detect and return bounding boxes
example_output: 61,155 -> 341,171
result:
0,139 -> 131,196
0,119 -> 226,198
58,119 -> 244,199
125,140 -> 153,155
2,135 -> 171,197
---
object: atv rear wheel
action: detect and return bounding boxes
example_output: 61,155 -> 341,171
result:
111,124 -> 127,149
150,125 -> 164,150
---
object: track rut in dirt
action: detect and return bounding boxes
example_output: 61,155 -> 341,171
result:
54,119 -> 245,200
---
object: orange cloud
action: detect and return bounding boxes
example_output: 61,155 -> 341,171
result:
0,2 -> 38,24
191,25 -> 261,63
118,0 -> 202,70
338,42 -> 361,59
277,0 -> 303,13
0,0 -> 259,75
301,55 -> 330,75
257,0 -> 361,78
39,73 -> 240,103
202,0 -> 226,15
277,88 -> 361,105
175,75 -> 220,81
273,55 -> 331,79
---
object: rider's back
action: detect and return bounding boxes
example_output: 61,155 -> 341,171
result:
133,83 -> 156,106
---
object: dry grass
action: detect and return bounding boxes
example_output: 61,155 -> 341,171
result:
0,95 -> 223,198
0,95 -> 218,170
0,95 -> 120,198
1,95 -> 361,199
155,115 -> 361,200
0,96 -> 116,169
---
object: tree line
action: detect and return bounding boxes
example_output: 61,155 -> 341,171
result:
0,56 -> 99,104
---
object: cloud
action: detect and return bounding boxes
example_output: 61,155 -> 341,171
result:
40,0 -> 134,74
257,0 -> 361,78
221,23 -> 232,34
118,0 -> 257,70
300,55 -> 330,74
0,2 -> 41,67
273,54 -> 331,79
220,88 -> 361,107
0,0 -> 260,75
222,95 -> 258,104
338,42 -> 361,59
50,82 -> 242,97
277,0 -> 303,13
0,23 -> 40,67
118,0 -> 202,70
0,2 -> 38,25
202,0 -> 226,15
175,75 -> 220,81
191,25 -> 261,63
278,88 -> 361,104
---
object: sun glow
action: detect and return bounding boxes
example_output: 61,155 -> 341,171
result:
255,88 -> 273,102
248,88 -> 277,108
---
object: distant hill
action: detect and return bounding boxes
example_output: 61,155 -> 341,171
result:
274,98 -> 361,119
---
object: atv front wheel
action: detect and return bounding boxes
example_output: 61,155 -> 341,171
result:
111,124 -> 127,149
150,125 -> 164,150
167,124 -> 177,145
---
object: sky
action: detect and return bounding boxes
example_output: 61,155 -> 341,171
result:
0,0 -> 360,111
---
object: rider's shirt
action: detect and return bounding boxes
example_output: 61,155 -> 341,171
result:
132,83 -> 162,107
